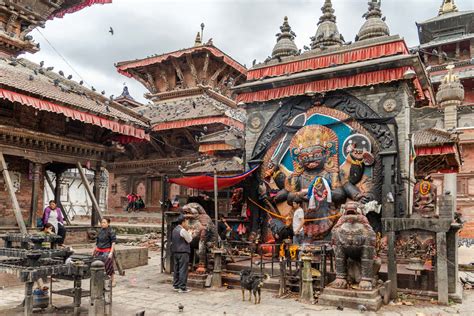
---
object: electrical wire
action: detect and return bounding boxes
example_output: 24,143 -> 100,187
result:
36,29 -> 90,87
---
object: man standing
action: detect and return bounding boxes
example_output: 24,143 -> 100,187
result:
290,195 -> 305,245
171,214 -> 193,293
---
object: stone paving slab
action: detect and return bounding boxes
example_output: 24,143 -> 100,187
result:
0,251 -> 473,315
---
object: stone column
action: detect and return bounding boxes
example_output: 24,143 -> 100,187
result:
29,162 -> 42,227
300,254 -> 314,304
24,281 -> 34,316
443,101 -> 460,215
447,225 -> 460,294
92,168 -> 102,226
211,248 -> 225,288
89,260 -> 106,316
381,152 -> 398,299
436,232 -> 449,305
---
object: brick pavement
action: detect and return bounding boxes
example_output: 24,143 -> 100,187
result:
0,251 -> 473,315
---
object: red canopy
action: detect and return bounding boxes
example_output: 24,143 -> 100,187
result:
168,166 -> 258,191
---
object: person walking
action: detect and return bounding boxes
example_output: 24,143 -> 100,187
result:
93,218 -> 117,286
290,195 -> 305,245
171,214 -> 193,293
42,200 -> 66,246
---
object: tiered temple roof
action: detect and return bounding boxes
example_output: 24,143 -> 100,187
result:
0,57 -> 148,139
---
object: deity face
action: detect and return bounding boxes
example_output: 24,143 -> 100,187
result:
421,182 -> 429,192
296,146 -> 327,171
351,148 -> 364,161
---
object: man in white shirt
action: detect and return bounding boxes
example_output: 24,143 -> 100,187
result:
171,214 -> 194,293
290,195 -> 305,245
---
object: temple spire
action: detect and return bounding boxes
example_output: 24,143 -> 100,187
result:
194,32 -> 202,46
310,0 -> 344,50
438,0 -> 458,16
356,0 -> 390,42
271,16 -> 298,59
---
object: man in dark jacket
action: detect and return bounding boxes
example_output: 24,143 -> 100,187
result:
171,214 -> 193,293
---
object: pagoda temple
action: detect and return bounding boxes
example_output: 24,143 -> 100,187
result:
0,0 -> 147,230
108,33 -> 247,212
413,0 -> 474,238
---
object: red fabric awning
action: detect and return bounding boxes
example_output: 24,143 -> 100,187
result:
247,40 -> 408,80
117,46 -> 247,77
169,166 -> 258,191
415,145 -> 456,156
236,67 -> 425,103
50,0 -> 112,19
153,116 -> 244,131
0,88 -> 149,140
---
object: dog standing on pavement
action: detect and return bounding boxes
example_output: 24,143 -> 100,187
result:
239,268 -> 269,304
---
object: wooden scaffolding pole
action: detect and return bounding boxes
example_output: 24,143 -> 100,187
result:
76,162 -> 102,225
0,152 -> 27,234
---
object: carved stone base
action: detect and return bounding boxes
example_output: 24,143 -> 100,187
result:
187,272 -> 209,288
319,286 -> 383,311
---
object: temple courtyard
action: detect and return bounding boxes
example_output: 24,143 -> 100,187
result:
0,249 -> 473,316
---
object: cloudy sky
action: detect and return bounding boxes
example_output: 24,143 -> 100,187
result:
23,0 -> 473,103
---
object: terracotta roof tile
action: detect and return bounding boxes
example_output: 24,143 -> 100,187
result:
413,128 -> 455,147
0,58 -> 147,127
135,93 -> 246,125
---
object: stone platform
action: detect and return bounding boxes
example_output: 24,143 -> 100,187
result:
318,286 -> 383,311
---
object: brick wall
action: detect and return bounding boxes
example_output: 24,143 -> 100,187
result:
0,156 -> 44,227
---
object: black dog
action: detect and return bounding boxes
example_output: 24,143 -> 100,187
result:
239,269 -> 269,304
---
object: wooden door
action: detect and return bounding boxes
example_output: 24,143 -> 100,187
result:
151,179 -> 162,206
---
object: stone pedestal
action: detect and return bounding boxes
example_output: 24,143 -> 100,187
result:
211,248 -> 225,288
319,287 -> 383,311
300,255 -> 314,304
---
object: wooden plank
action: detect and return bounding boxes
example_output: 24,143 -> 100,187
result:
76,162 -> 102,225
0,152 -> 27,234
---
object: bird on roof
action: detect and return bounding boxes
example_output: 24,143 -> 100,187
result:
101,90 -> 106,95
38,69 -> 44,74
91,86 -> 96,91
53,79 -> 60,86
252,59 -> 257,66
106,105 -> 111,112
109,27 -> 114,35
381,16 -> 386,21
303,45 -> 310,51
109,95 -> 114,100
46,66 -> 54,71
33,69 -> 38,75
79,80 -> 84,85
59,70 -> 64,76
8,59 -> 18,66
39,61 -> 44,67
28,75 -> 34,81
67,75 -> 73,80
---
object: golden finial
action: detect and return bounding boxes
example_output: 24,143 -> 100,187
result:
438,0 -> 458,16
194,32 -> 202,46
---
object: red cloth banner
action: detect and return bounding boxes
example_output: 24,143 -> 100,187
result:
51,0 -> 112,19
247,40 -> 408,80
153,116 -> 244,131
236,67 -> 425,103
168,166 -> 258,191
117,46 -> 247,77
0,88 -> 149,140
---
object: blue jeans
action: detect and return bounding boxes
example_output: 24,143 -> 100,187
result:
293,232 -> 304,245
